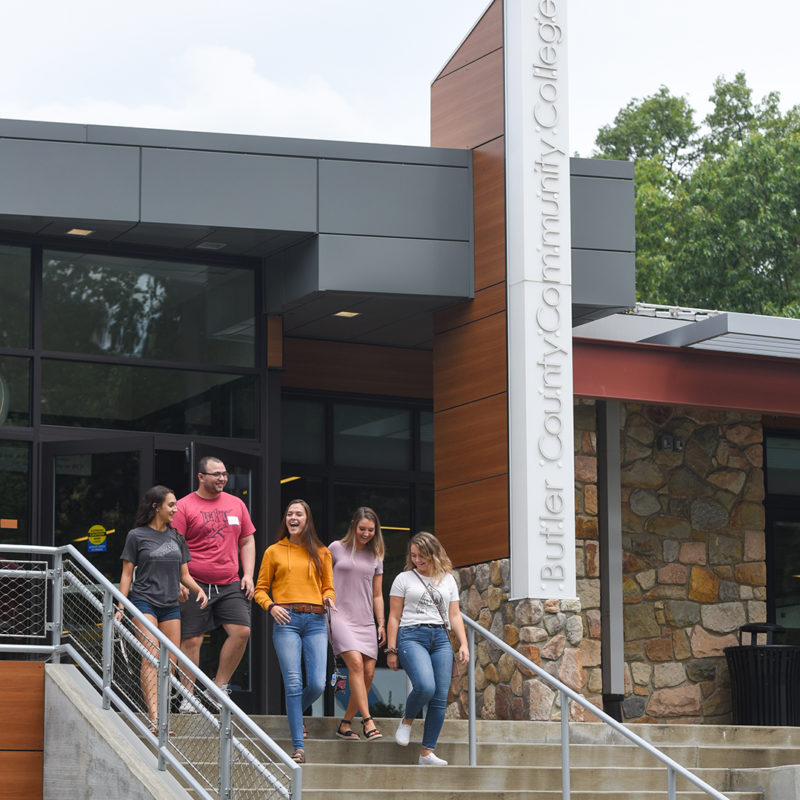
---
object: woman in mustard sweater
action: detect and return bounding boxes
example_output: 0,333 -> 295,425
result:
254,499 -> 335,764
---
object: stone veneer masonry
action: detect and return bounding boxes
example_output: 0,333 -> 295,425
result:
448,400 -> 766,724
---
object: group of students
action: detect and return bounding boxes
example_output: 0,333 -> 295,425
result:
118,481 -> 468,768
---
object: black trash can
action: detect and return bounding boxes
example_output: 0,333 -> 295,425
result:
725,623 -> 800,726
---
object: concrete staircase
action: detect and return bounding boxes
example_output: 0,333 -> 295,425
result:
177,715 -> 800,799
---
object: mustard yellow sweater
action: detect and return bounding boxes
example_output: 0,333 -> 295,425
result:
254,538 -> 334,609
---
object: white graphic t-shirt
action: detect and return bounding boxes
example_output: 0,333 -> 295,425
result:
389,569 -> 459,629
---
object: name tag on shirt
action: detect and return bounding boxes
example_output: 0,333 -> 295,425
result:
227,515 -> 240,525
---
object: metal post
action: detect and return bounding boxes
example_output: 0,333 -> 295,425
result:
219,704 -> 233,800
50,551 -> 63,663
157,644 -> 170,770
668,766 -> 676,800
468,627 -> 476,766
560,689 -> 570,800
101,590 -> 114,710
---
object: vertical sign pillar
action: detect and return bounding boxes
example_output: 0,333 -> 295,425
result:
505,0 -> 575,600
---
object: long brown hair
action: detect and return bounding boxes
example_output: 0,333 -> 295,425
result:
340,506 -> 385,560
134,485 -> 174,528
279,499 -> 325,575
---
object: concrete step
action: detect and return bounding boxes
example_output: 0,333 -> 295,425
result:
165,715 -> 795,798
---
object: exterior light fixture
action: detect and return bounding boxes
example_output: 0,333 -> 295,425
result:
66,228 -> 94,236
196,242 -> 226,250
334,311 -> 360,318
280,476 -> 301,485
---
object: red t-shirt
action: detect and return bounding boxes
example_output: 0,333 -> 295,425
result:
172,491 -> 255,585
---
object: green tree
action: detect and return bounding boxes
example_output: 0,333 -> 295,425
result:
593,74 -> 800,316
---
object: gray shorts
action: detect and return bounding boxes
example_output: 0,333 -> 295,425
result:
180,581 -> 251,638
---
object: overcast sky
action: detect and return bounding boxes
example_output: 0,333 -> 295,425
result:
3,1 -> 799,157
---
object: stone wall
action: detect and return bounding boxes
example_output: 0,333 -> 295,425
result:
448,560 -> 592,721
450,400 -> 766,725
615,403 -> 766,723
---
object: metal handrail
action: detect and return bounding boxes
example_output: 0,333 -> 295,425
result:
0,544 -> 302,799
462,613 -> 730,800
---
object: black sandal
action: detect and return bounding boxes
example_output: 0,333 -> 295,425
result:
361,716 -> 382,740
336,719 -> 360,740
291,748 -> 306,763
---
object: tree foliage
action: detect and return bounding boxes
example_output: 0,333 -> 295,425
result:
593,72 -> 800,316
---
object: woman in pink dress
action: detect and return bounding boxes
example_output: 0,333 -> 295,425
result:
329,507 -> 385,741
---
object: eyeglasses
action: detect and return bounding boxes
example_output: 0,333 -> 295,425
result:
201,471 -> 229,478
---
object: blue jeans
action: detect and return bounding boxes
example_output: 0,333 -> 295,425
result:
272,611 -> 328,750
397,624 -> 452,750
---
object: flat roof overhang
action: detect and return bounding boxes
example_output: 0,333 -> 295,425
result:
0,120 -> 636,348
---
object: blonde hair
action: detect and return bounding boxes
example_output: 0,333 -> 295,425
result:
340,507 -> 385,561
404,531 -> 452,583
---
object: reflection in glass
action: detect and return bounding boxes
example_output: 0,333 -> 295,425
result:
42,360 -> 256,438
0,357 -> 30,427
420,411 -> 434,473
52,451 -> 139,581
282,399 -> 325,464
0,246 -> 30,349
333,404 -> 411,470
0,441 -> 30,545
766,436 -> 800,496
42,251 -> 255,366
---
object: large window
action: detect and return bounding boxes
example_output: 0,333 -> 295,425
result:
0,442 -> 30,545
0,246 -> 30,349
0,357 -> 30,427
765,434 -> 800,645
42,251 -> 255,367
41,360 -> 256,438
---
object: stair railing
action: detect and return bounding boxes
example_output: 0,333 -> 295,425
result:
462,613 -> 729,800
0,544 -> 301,800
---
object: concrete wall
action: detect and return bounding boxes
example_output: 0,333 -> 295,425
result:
44,664 -> 190,800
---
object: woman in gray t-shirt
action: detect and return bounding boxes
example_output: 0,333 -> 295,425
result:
117,485 -> 207,733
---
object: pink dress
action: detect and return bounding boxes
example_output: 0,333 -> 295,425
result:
329,540 -> 383,659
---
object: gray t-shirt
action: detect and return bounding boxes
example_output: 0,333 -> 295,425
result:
120,525 -> 191,608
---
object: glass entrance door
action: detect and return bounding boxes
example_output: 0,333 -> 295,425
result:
41,437 -> 155,582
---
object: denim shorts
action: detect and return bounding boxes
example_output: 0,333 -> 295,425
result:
129,595 -> 181,623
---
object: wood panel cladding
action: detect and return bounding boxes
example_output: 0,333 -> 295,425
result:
436,474 -> 510,566
435,0 -> 503,80
281,337 -> 432,399
431,0 -> 509,566
433,312 -> 507,413
0,661 -> 44,800
431,48 -> 505,150
0,752 -> 43,800
473,137 -> 507,290
0,661 -> 44,750
435,392 -> 508,490
434,282 -> 506,336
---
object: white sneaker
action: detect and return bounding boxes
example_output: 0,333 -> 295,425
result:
394,721 -> 412,746
418,751 -> 448,766
178,696 -> 198,714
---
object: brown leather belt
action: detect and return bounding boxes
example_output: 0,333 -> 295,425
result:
281,603 -> 325,614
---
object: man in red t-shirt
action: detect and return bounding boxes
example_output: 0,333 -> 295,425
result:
173,456 -> 255,705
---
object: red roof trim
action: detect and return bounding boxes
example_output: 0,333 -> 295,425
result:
573,338 -> 800,416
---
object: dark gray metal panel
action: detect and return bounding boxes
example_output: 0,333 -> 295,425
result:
570,174 -> 635,252
86,125 -> 472,167
0,139 -> 140,221
0,118 -> 88,141
597,400 -> 625,699
570,157 -> 633,180
318,160 -> 472,241
264,237 -> 321,313
317,234 -> 472,297
140,148 -> 318,231
571,249 -> 635,310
